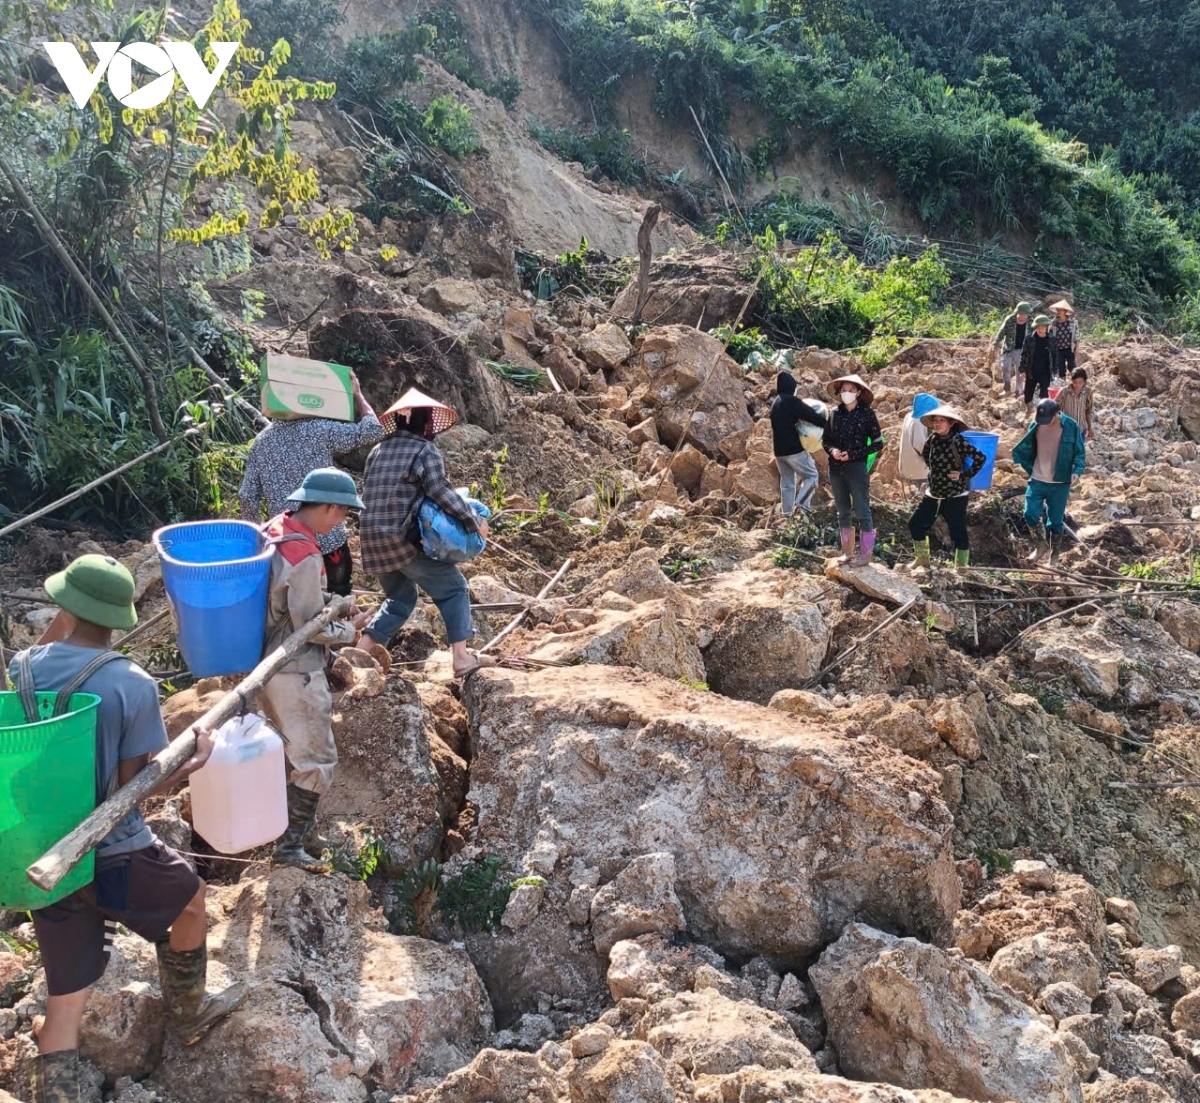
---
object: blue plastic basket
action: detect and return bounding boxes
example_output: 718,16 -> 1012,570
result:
912,392 -> 939,418
962,431 -> 1000,491
153,521 -> 272,678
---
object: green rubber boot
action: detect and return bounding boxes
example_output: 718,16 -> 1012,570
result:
954,549 -> 970,571
910,538 -> 931,570
32,1050 -> 81,1103
156,942 -> 245,1046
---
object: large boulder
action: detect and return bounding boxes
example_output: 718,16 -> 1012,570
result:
636,326 -> 752,455
1110,346 -> 1174,396
394,1048 -> 562,1103
703,574 -> 831,703
634,988 -> 818,1076
590,853 -> 686,956
153,870 -> 494,1102
577,323 -> 633,371
525,595 -> 706,683
610,246 -> 759,331
988,933 -> 1102,1001
309,305 -> 509,431
812,924 -> 1083,1103
463,666 -> 959,1009
692,1068 -> 978,1102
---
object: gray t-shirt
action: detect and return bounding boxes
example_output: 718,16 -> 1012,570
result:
9,643 -> 167,858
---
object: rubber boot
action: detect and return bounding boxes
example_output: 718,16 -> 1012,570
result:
1047,532 -> 1060,565
273,785 -> 332,873
1025,524 -> 1047,563
156,941 -> 245,1046
850,529 -> 876,567
837,527 -> 855,563
32,1050 -> 81,1103
954,549 -> 970,572
909,537 -> 931,572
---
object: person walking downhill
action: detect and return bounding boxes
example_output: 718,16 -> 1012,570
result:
907,405 -> 987,572
9,556 -> 243,1103
823,374 -> 882,567
260,469 -> 370,873
239,371 -> 382,596
1013,398 -> 1086,564
1057,367 -> 1095,440
1049,300 -> 1079,381
359,389 -> 494,678
1021,315 -> 1055,414
988,300 -> 1033,397
770,371 -> 826,518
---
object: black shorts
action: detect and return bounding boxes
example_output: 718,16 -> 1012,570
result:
32,841 -> 201,996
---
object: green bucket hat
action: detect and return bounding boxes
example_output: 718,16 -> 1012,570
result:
1033,314 -> 1052,327
287,468 -> 364,509
1016,301 -> 1034,314
45,554 -> 137,630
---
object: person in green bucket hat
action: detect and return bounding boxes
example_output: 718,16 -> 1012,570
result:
9,555 -> 245,1103
260,468 -> 373,874
988,300 -> 1034,397
1020,314 -> 1056,415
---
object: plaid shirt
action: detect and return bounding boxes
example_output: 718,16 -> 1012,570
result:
360,431 -> 479,574
1051,315 -> 1079,351
239,415 -> 382,553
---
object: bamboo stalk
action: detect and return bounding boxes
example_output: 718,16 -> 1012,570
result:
0,430 -> 199,541
480,559 -> 572,655
26,596 -> 352,892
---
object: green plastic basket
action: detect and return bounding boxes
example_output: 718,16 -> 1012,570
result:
0,691 -> 98,910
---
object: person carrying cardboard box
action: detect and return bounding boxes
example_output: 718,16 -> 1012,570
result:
239,369 -> 381,595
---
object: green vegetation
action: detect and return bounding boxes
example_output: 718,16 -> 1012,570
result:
389,855 -> 545,936
660,553 -> 712,580
533,0 -> 1200,331
0,0 -> 331,524
751,229 -> 972,363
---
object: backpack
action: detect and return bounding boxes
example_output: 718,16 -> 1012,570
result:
898,413 -> 929,480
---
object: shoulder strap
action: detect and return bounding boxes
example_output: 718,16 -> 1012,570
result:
53,651 -> 128,718
14,648 -> 129,722
14,652 -> 38,724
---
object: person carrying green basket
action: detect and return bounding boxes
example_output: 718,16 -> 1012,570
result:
8,555 -> 244,1103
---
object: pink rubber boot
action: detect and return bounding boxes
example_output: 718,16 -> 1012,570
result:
850,529 -> 876,567
837,528 -> 855,563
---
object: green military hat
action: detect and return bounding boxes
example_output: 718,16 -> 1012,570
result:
287,468 -> 364,509
45,554 -> 138,630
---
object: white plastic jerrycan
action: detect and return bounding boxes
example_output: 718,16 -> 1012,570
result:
189,713 -> 288,853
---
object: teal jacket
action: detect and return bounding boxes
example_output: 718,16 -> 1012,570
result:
1012,415 -> 1086,483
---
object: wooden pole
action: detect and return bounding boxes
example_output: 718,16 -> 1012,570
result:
26,596 -> 352,892
0,154 -> 168,442
480,559 -> 572,655
0,429 -> 199,541
631,204 -> 661,324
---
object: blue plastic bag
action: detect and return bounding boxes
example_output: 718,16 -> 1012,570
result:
417,491 -> 492,563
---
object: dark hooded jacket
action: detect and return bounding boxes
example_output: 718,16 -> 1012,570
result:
770,372 -> 826,457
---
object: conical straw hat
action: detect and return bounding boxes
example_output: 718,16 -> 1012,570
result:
381,387 -> 459,436
826,374 -> 875,406
919,403 -> 969,433
1049,299 -> 1074,313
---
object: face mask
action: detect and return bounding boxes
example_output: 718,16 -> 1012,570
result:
840,391 -> 857,405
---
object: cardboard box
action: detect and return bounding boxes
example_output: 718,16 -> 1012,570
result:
261,353 -> 354,421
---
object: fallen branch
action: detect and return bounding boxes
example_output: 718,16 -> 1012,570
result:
115,607 -> 172,649
0,429 -> 200,541
26,596 -> 352,892
480,559 -> 572,655
998,599 -> 1101,655
803,597 -> 918,688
